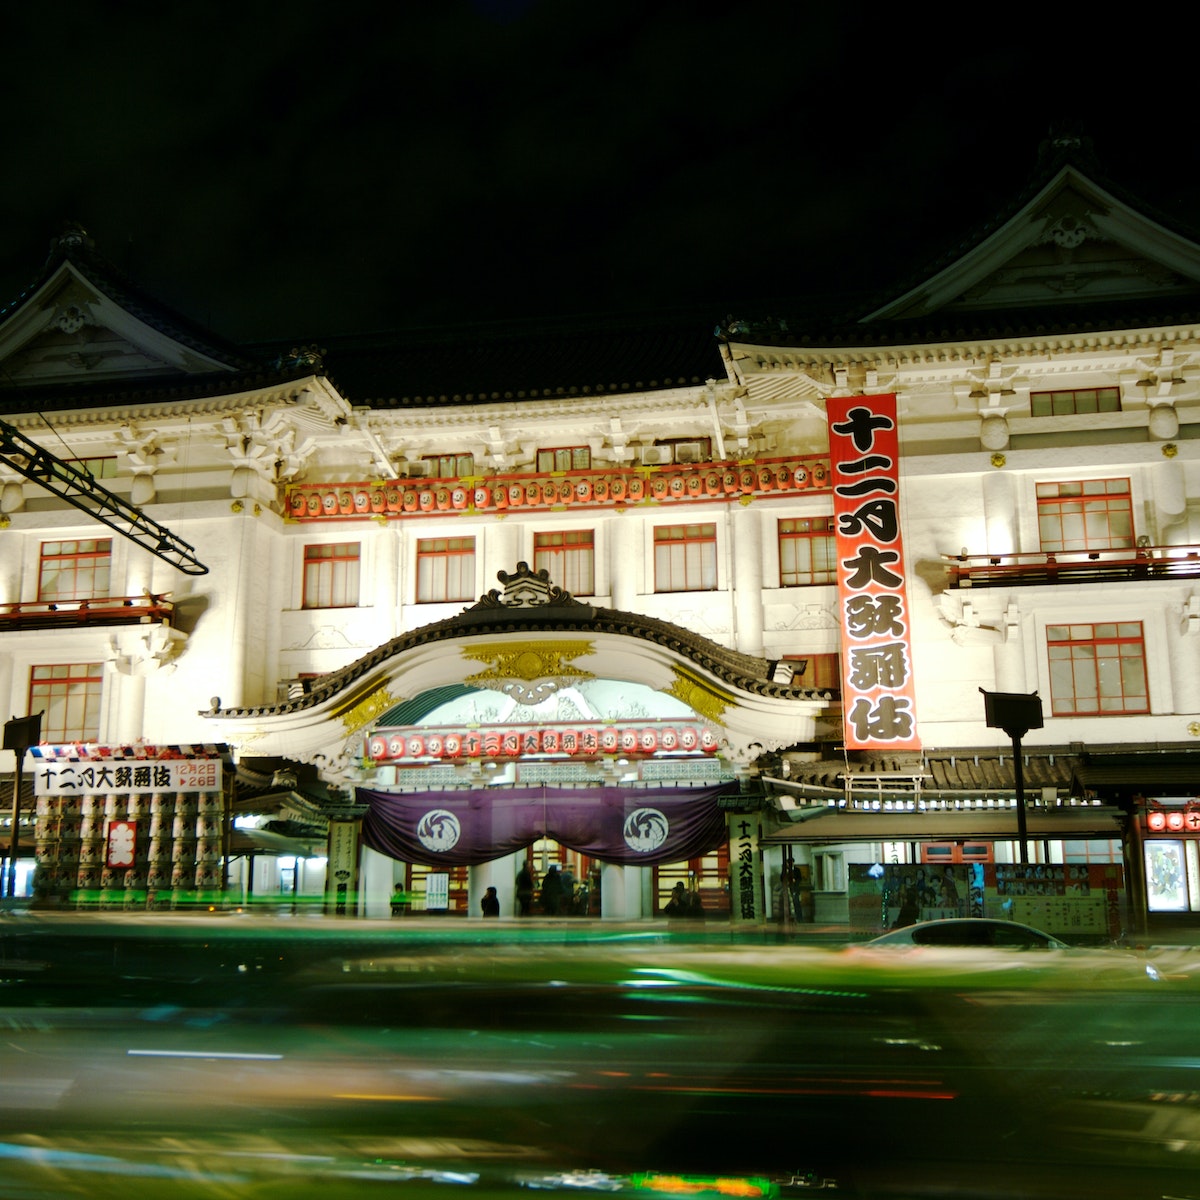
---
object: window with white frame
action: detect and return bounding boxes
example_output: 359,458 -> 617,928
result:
536,446 -> 590,473
1046,621 -> 1149,715
416,537 -> 475,602
38,539 -> 112,601
778,517 -> 836,585
654,523 -> 717,592
534,529 -> 594,596
302,543 -> 360,609
30,663 -> 103,742
1037,479 -> 1134,552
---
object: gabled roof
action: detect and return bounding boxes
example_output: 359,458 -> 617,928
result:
0,224 -> 273,402
723,137 -> 1200,351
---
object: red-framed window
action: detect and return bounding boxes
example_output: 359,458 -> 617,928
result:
654,844 -> 729,916
1030,387 -> 1121,418
406,861 -> 470,914
921,842 -> 993,864
416,537 -> 475,603
778,517 -> 836,585
783,652 -> 841,693
38,539 -> 112,602
654,523 -> 717,593
302,542 -> 360,609
1036,479 -> 1134,552
536,446 -> 591,473
30,662 -> 103,742
534,529 -> 594,596
1047,621 -> 1149,715
423,453 -> 474,478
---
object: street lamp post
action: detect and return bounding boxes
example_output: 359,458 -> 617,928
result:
3,713 -> 42,900
980,690 -> 1043,865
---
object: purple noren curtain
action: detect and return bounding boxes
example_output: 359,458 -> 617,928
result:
359,784 -> 733,866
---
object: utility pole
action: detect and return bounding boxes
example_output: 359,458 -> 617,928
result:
3,713 -> 42,900
980,690 -> 1044,865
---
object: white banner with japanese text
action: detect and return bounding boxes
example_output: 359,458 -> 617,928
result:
33,758 -> 223,795
827,393 -> 921,752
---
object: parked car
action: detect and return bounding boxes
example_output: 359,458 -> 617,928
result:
865,918 -> 1069,949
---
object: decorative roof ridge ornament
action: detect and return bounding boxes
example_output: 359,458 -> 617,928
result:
273,344 -> 326,372
471,561 -> 583,610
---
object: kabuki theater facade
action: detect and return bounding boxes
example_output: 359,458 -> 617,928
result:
5,136 -> 1200,937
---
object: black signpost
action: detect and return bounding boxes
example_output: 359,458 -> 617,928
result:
3,712 -> 42,900
980,689 -> 1043,865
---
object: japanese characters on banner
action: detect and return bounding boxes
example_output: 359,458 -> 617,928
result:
33,757 -> 223,795
827,394 -> 921,752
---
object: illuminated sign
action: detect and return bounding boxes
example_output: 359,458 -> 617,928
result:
364,722 -> 720,763
1146,808 -> 1200,832
827,394 -> 920,752
34,758 -> 222,795
105,819 -> 137,869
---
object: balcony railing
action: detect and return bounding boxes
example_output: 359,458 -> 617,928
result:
945,545 -> 1200,589
0,594 -> 174,631
285,455 -> 832,521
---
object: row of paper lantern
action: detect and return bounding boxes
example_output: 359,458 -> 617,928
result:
290,462 -> 830,519
366,725 -> 722,761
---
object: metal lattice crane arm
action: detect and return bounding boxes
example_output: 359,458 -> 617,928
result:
0,418 -> 208,576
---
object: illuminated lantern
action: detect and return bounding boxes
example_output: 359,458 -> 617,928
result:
451,488 -> 468,509
402,489 -> 419,512
322,491 -> 338,514
580,728 -> 598,755
462,732 -> 482,756
508,483 -> 525,506
354,490 -> 371,512
482,731 -> 503,757
775,465 -> 791,489
435,488 -> 452,510
306,493 -> 321,515
599,727 -> 620,753
651,477 -> 669,499
812,462 -> 828,485
704,473 -> 721,496
492,485 -> 508,508
387,736 -> 405,758
522,730 -> 541,754
425,735 -> 444,757
639,728 -> 659,752
370,489 -> 386,513
406,735 -> 427,758
619,728 -> 639,753
542,481 -> 558,505
443,733 -> 462,757
627,477 -> 644,501
699,728 -> 719,753
685,475 -> 703,497
502,731 -> 521,756
669,475 -> 686,497
1168,811 -> 1185,831
679,727 -> 699,751
290,492 -> 307,516
722,470 -> 739,493
561,730 -> 579,754
418,490 -> 435,511
593,478 -> 609,502
338,490 -> 354,514
525,482 -> 540,505
541,729 -> 560,754
557,480 -> 573,503
474,486 -> 491,508
792,465 -> 809,488
739,468 -> 756,492
1147,811 -> 1166,831
608,476 -> 625,501
757,467 -> 775,491
575,479 -> 593,502
660,727 -> 679,751
368,736 -> 388,760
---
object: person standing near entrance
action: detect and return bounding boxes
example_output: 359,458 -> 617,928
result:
481,886 -> 500,918
516,864 -> 534,916
540,864 -> 563,915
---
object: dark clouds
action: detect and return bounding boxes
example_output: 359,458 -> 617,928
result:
3,2 -> 1198,346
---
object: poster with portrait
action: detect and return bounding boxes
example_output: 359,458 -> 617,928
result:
1145,840 -> 1188,912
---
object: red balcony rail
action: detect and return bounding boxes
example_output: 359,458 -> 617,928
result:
0,594 -> 174,630
285,455 -> 832,521
944,545 -> 1200,588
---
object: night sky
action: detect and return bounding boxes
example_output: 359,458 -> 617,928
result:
4,1 -> 1198,349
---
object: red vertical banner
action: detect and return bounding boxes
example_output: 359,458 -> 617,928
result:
827,394 -> 921,752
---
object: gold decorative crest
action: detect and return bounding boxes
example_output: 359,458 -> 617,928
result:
461,640 -> 595,700
338,687 -> 398,735
665,666 -> 731,726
